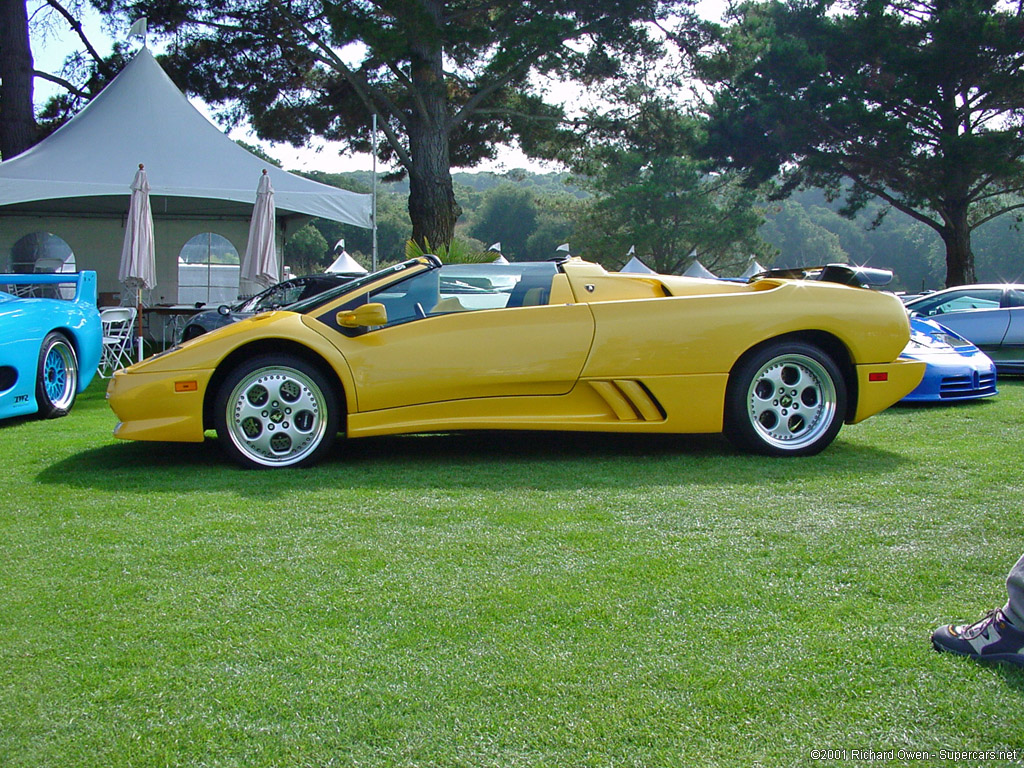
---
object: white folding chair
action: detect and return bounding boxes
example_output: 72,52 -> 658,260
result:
98,307 -> 137,378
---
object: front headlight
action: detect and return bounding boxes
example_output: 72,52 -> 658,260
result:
934,331 -> 973,348
905,332 -> 940,351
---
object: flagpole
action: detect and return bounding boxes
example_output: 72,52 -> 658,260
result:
371,114 -> 378,271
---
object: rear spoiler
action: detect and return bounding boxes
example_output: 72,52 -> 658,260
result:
752,264 -> 893,289
0,271 -> 98,305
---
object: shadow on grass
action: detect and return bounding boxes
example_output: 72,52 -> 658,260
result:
996,664 -> 1024,694
36,427 -> 911,497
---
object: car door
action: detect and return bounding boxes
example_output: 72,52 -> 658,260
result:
322,267 -> 595,413
911,288 -> 1010,348
1000,288 -> 1024,362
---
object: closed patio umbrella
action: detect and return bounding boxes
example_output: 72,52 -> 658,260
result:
119,163 -> 155,361
240,169 -> 279,292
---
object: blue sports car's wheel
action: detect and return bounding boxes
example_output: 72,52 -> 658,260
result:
215,354 -> 340,469
36,332 -> 79,419
725,341 -> 847,457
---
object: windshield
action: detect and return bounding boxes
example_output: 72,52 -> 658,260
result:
287,258 -> 435,315
908,288 -> 1003,316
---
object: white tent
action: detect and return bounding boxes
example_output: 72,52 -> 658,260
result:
741,260 -> 767,279
621,255 -> 655,274
326,240 -> 368,274
683,259 -> 717,279
0,47 -> 372,226
0,47 -> 371,308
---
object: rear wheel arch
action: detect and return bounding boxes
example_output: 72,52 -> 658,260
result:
729,331 -> 857,421
723,332 -> 854,456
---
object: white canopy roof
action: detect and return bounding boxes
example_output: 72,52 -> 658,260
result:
683,259 -> 717,279
0,47 -> 372,227
741,260 -> 767,278
621,255 -> 655,274
326,249 -> 367,274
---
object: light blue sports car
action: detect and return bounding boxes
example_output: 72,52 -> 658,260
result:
0,272 -> 102,420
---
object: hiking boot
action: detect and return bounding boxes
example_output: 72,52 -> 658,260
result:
931,608 -> 1024,667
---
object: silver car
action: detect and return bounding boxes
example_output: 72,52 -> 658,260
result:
905,284 -> 1024,373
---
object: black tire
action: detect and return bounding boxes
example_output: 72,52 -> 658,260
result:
724,341 -> 847,457
214,354 -> 340,469
35,331 -> 79,419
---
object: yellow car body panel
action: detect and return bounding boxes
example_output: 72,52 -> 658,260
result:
580,280 -> 910,379
332,302 -> 595,412
851,359 -> 928,424
106,257 -> 924,462
107,312 -> 358,442
346,373 -> 729,438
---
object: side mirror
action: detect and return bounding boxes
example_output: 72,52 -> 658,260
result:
337,302 -> 388,328
217,304 -> 231,316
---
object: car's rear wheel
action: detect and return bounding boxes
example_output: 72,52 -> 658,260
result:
214,354 -> 339,469
725,341 -> 846,457
36,332 -> 79,419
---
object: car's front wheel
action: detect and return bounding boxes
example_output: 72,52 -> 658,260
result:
36,331 -> 79,419
724,341 -> 847,457
214,354 -> 339,469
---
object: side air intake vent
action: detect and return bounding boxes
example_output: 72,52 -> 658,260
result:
0,366 -> 17,392
590,380 -> 665,422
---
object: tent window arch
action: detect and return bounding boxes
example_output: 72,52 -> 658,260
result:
7,232 -> 76,274
4,233 -> 77,297
178,233 -> 240,305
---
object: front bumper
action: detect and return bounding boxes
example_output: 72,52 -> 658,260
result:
899,351 -> 997,403
107,367 -> 212,442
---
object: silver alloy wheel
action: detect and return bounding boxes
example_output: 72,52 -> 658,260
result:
42,338 -> 77,411
223,364 -> 329,467
745,353 -> 838,451
36,333 -> 79,417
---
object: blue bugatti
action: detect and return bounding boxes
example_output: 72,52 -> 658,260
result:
900,317 -> 997,403
0,272 -> 102,420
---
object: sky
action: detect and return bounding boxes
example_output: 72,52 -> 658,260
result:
27,1 -> 730,176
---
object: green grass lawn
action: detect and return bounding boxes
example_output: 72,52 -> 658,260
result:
2,378 -> 1023,767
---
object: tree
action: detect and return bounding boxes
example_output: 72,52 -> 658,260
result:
697,0 -> 1024,287
1,0 -> 125,157
283,221 -> 330,273
759,200 -> 847,268
526,200 -> 578,260
468,184 -> 539,260
570,86 -> 771,275
1,0 -> 37,157
99,0 -> 694,249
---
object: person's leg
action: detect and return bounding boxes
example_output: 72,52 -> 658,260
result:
1002,552 -> 1024,628
931,553 -> 1024,666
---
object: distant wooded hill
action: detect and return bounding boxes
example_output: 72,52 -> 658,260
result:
292,170 -> 1024,290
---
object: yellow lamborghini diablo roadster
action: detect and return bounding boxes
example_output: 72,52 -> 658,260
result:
106,256 -> 924,468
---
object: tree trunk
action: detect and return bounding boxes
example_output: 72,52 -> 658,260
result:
407,125 -> 461,250
405,0 -> 460,251
940,204 -> 977,287
0,0 -> 36,159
